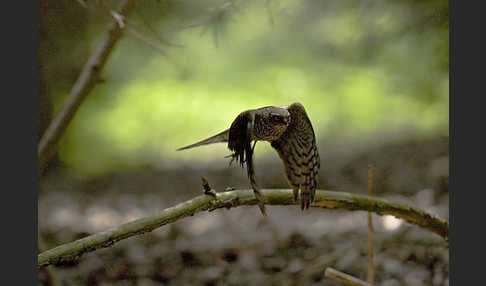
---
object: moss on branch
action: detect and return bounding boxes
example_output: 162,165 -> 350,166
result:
38,189 -> 448,268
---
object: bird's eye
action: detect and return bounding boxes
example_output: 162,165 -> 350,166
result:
271,115 -> 281,122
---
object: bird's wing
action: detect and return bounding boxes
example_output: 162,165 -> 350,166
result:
227,111 -> 267,215
227,111 -> 253,173
271,103 -> 320,210
176,129 -> 229,151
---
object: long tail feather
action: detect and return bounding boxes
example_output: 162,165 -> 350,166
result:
176,129 -> 229,151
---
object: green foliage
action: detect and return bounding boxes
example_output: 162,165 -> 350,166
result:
45,0 -> 448,176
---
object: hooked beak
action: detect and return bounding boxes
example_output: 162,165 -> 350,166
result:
283,116 -> 290,125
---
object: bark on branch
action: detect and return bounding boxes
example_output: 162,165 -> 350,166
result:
38,189 -> 448,268
38,0 -> 137,173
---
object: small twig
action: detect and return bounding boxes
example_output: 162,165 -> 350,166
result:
125,25 -> 184,70
366,164 -> 375,284
325,267 -> 373,286
75,0 -> 87,7
133,10 -> 184,48
126,27 -> 174,60
38,0 -> 137,174
264,0 -> 275,26
201,176 -> 216,197
110,11 -> 126,28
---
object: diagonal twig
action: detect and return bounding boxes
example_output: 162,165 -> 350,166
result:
38,0 -> 137,174
325,267 -> 373,286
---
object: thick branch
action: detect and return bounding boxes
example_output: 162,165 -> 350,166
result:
38,0 -> 137,173
38,189 -> 449,268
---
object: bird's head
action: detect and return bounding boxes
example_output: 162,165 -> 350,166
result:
267,107 -> 291,127
253,106 -> 291,141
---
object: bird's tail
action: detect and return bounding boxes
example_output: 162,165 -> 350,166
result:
300,185 -> 316,210
176,129 -> 230,151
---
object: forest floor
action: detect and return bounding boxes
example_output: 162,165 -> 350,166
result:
38,131 -> 449,286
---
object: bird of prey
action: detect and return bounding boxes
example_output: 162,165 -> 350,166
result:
177,102 -> 320,215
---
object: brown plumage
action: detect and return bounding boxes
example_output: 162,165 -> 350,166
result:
270,103 -> 320,210
177,102 -> 320,214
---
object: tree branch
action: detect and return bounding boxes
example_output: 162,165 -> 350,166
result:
38,0 -> 137,174
38,189 -> 449,268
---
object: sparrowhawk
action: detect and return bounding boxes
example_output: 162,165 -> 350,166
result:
177,102 -> 320,215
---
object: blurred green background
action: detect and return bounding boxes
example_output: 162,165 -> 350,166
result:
39,0 -> 448,176
38,1 -> 449,285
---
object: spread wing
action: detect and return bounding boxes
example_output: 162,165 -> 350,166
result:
271,103 -> 320,210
